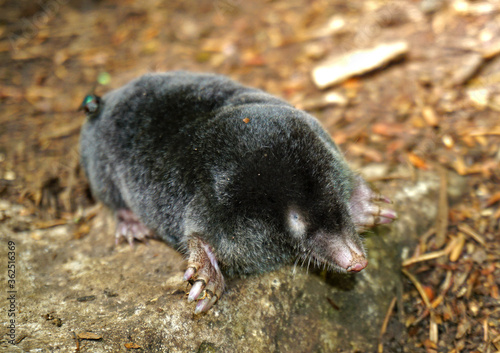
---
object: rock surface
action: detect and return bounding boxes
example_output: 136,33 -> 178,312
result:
0,171 -> 465,352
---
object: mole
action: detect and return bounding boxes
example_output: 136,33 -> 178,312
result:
79,71 -> 397,314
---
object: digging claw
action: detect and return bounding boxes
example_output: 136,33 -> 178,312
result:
349,175 -> 398,230
184,236 -> 225,313
375,194 -> 392,204
194,293 -> 218,314
375,216 -> 394,225
379,208 -> 398,220
183,267 -> 196,281
188,281 -> 205,302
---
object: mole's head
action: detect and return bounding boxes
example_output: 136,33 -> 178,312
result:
213,152 -> 367,274
277,158 -> 368,273
285,200 -> 367,273
205,113 -> 368,274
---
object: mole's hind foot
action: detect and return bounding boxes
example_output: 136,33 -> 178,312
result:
183,237 -> 225,314
115,209 -> 152,246
349,175 -> 398,231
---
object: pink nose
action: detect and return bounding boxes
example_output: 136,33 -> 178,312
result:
347,259 -> 368,272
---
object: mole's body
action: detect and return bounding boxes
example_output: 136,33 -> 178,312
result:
80,71 -> 396,313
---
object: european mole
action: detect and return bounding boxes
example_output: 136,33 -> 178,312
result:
79,71 -> 397,314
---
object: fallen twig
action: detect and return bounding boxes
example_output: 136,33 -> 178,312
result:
458,223 -> 486,246
403,239 -> 455,267
378,296 -> 397,353
402,268 -> 431,308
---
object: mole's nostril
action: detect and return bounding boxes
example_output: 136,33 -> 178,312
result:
347,259 -> 368,272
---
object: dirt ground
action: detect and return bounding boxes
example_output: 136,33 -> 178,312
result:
1,0 -> 499,352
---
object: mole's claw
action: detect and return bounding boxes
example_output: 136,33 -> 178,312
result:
375,216 -> 394,225
185,236 -> 225,313
114,209 -> 152,246
194,294 -> 218,314
183,267 -> 196,281
188,281 -> 205,302
379,208 -> 398,220
376,195 -> 392,204
349,175 -> 397,230
126,232 -> 135,248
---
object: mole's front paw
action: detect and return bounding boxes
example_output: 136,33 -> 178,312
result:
349,176 -> 398,231
183,237 -> 225,314
115,209 -> 152,246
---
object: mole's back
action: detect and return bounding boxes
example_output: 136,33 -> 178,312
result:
79,71 -> 293,244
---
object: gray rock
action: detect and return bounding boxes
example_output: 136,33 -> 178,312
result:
0,171 -> 466,352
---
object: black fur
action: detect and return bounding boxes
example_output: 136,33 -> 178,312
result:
80,71 -> 363,276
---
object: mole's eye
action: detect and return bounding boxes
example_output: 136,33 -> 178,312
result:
80,94 -> 101,115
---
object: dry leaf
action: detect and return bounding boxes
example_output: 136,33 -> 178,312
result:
125,342 -> 142,349
407,152 -> 428,170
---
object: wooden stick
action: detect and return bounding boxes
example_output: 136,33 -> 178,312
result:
378,296 -> 397,353
402,268 -> 431,308
458,224 -> 486,247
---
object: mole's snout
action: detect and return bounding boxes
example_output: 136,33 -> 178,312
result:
330,237 -> 368,272
346,258 -> 368,272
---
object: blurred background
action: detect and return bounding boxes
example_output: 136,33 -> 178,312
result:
1,0 -> 499,351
